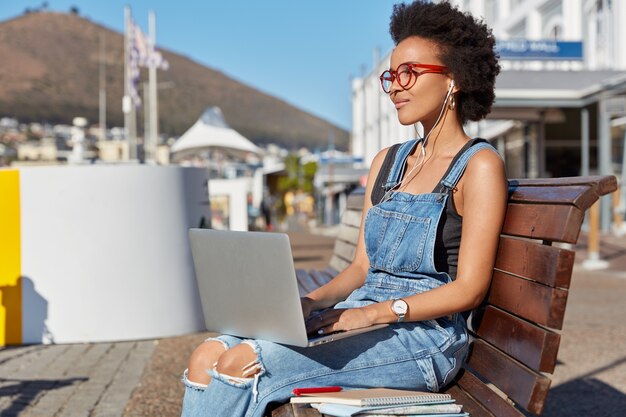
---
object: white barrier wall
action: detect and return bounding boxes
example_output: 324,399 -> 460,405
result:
7,165 -> 209,344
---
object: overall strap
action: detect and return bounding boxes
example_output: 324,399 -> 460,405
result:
384,139 -> 421,190
371,143 -> 401,205
440,138 -> 500,191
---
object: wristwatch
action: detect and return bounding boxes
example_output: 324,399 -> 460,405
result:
390,299 -> 408,322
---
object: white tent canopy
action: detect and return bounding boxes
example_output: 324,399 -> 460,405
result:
171,107 -> 261,159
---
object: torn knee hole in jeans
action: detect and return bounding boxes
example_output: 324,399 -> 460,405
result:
210,340 -> 265,402
214,359 -> 262,383
204,337 -> 230,349
182,369 -> 209,390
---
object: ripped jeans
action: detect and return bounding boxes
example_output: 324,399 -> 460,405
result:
180,313 -> 468,417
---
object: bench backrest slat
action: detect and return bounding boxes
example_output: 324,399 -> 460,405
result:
510,175 -> 617,197
328,205 -> 363,271
295,269 -> 321,295
337,224 -> 360,245
502,204 -> 584,243
495,237 -> 574,288
466,340 -> 551,415
487,271 -> 569,329
340,209 -> 362,228
471,306 -> 560,373
454,372 -> 525,417
508,185 -> 596,209
347,192 -> 366,209
333,239 -> 357,263
309,270 -> 335,287
329,253 -> 351,272
323,266 -> 340,278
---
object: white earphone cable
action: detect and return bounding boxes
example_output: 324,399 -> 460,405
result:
380,81 -> 456,203
399,81 -> 455,184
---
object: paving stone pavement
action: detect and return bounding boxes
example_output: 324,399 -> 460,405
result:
1,230 -> 625,416
0,341 -> 156,417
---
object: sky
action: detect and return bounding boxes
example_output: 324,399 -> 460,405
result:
0,0 -> 401,131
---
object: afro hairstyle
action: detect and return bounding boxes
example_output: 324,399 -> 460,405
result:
389,1 -> 500,123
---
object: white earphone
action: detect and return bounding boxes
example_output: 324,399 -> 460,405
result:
391,78 -> 457,200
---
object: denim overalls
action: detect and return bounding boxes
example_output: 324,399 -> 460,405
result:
181,139 -> 497,417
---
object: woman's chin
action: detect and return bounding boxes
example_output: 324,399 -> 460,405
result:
397,115 -> 420,126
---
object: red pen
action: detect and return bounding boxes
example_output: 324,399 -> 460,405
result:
292,386 -> 343,396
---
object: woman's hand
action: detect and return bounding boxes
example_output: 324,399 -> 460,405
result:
305,307 -> 375,336
300,296 -> 315,320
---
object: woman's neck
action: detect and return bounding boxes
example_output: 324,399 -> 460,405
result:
419,113 -> 468,158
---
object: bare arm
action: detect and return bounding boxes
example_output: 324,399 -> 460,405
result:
301,147 -> 391,315
314,149 -> 508,332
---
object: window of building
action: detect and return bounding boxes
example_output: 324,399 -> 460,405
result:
550,25 -> 562,39
596,0 -> 604,36
540,0 -> 563,39
510,0 -> 523,10
508,19 -> 526,39
485,0 -> 499,24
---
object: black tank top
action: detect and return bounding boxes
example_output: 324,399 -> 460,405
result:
371,139 -> 486,279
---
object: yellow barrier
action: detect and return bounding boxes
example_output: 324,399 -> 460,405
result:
0,169 -> 21,346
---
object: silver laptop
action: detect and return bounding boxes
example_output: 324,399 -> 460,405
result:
188,228 -> 387,347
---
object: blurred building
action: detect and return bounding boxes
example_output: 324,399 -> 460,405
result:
97,140 -> 130,162
17,138 -> 57,162
351,0 -> 626,229
456,0 -> 626,71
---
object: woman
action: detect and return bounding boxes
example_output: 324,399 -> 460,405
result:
181,1 -> 507,416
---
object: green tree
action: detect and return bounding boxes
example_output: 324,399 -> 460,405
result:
301,161 -> 317,193
277,154 -> 317,193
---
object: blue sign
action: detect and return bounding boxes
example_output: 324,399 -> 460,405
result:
496,40 -> 583,60
319,156 -> 364,165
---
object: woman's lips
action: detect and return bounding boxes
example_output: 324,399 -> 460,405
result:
394,99 -> 409,109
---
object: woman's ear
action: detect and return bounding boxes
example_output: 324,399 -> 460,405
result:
449,79 -> 459,94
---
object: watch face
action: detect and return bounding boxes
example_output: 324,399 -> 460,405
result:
392,299 -> 408,315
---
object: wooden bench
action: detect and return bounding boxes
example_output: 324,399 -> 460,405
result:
271,175 -> 617,417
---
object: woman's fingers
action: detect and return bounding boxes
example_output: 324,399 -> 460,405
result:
314,308 -> 375,335
317,323 -> 340,335
305,309 -> 345,334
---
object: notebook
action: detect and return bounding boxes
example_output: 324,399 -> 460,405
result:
311,402 -> 464,417
188,229 -> 388,347
290,388 -> 452,407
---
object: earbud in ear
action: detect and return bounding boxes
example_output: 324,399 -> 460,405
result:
448,80 -> 457,111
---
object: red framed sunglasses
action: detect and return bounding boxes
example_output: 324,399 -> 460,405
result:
380,63 -> 448,93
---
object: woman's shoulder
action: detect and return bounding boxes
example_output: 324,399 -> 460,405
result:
374,146 -> 392,162
371,143 -> 397,170
463,145 -> 507,192
466,144 -> 505,172
372,139 -> 414,166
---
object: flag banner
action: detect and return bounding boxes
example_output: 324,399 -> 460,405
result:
126,15 -> 169,110
148,49 -> 169,70
128,19 -> 144,108
130,18 -> 169,71
132,20 -> 150,66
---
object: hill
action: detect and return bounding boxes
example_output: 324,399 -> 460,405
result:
0,12 -> 349,150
